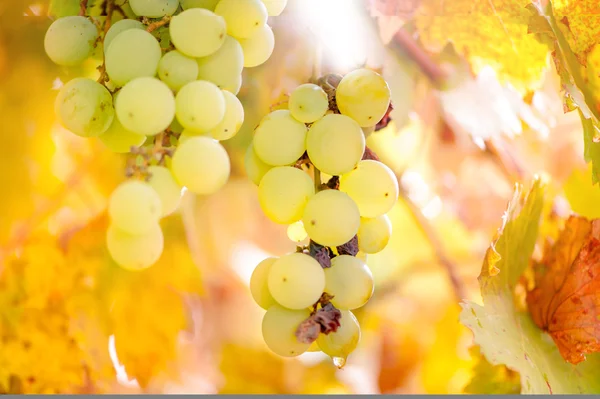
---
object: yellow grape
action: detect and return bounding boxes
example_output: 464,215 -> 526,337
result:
175,80 -> 225,132
215,0 -> 268,39
196,36 -> 244,94
108,180 -> 163,235
158,50 -> 199,91
105,29 -> 162,87
317,310 -> 360,360
250,257 -> 278,309
98,116 -> 146,153
129,0 -> 179,17
170,8 -> 227,57
261,0 -> 287,16
324,255 -> 374,310
104,19 -> 144,51
244,142 -> 272,185
357,214 -> 392,254
44,16 -> 98,66
267,252 -> 325,309
253,110 -> 307,166
335,68 -> 391,127
287,221 -> 308,243
147,166 -> 183,216
181,0 -> 219,9
208,90 -> 244,140
258,166 -> 314,224
106,223 -> 164,271
239,24 -> 275,68
289,83 -> 328,123
262,304 -> 311,357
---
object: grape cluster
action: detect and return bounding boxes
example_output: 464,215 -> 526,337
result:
44,0 -> 287,270
247,69 -> 398,364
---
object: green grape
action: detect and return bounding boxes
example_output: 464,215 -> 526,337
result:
239,24 -> 274,68
261,0 -> 287,16
44,16 -> 98,66
316,310 -> 360,360
178,128 -> 211,144
288,83 -> 328,123
302,190 -> 360,247
108,180 -> 163,235
267,252 -> 325,309
258,166 -> 314,224
214,0 -> 268,39
306,114 -> 365,176
181,0 -> 219,10
324,255 -> 374,310
253,110 -> 307,166
250,257 -> 278,309
287,220 -> 307,243
208,90 -> 244,140
98,116 -> 146,153
116,77 -> 176,136
170,8 -> 226,57
147,166 -> 183,216
104,19 -> 145,51
55,78 -> 114,137
105,29 -> 162,87
158,50 -> 199,91
335,68 -> 391,128
106,223 -> 164,271
339,160 -> 399,218
357,214 -> 392,254
175,80 -> 225,132
262,305 -> 311,357
244,142 -> 272,185
130,0 -> 179,17
171,136 -> 230,195
196,36 -> 244,93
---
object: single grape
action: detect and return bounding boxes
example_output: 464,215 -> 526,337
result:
107,223 -> 164,271
196,36 -> 244,93
171,136 -> 230,195
262,305 -> 311,357
288,83 -> 328,123
336,69 -> 391,127
357,214 -> 392,254
175,80 -> 226,132
250,257 -> 278,309
258,166 -> 315,224
306,114 -> 365,176
244,142 -> 272,185
55,78 -> 114,137
98,116 -> 146,153
130,0 -> 179,17
104,19 -> 145,51
44,16 -> 98,66
261,0 -> 287,16
147,166 -> 183,216
253,110 -> 307,166
239,24 -> 274,68
158,50 -> 199,91
316,310 -> 361,360
170,8 -> 226,57
287,220 -> 307,243
180,0 -> 219,10
302,190 -> 360,247
108,180 -> 163,235
178,128 -> 211,145
324,255 -> 374,310
116,77 -> 176,136
105,29 -> 162,87
339,160 -> 399,218
267,252 -> 325,309
214,0 -> 268,39
208,90 -> 244,140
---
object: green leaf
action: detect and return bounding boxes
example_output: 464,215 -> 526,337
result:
48,0 -> 80,18
564,164 -> 600,218
460,179 -> 600,394
464,347 -> 520,395
579,110 -> 600,184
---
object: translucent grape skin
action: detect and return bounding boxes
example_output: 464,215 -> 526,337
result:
105,29 -> 162,87
103,19 -> 145,51
267,252 -> 325,309
107,223 -> 164,271
44,16 -> 98,66
215,0 -> 268,39
244,142 -> 272,185
196,36 -> 244,93
335,68 -> 392,128
208,90 -> 244,140
324,255 -> 374,310
108,180 -> 163,235
253,110 -> 308,166
115,77 -> 176,136
289,83 -> 328,123
250,257 -> 278,309
357,214 -> 392,254
158,50 -> 199,91
171,136 -> 231,195
258,166 -> 315,224
239,24 -> 275,68
170,8 -> 226,58
302,189 -> 361,247
147,166 -> 183,216
261,0 -> 287,16
98,116 -> 146,153
339,160 -> 399,218
129,0 -> 179,17
287,220 -> 307,243
55,78 -> 114,137
306,114 -> 365,176
175,80 -> 226,132
180,0 -> 219,10
262,305 -> 311,357
316,310 -> 361,360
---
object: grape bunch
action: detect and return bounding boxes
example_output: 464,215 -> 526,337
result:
44,0 -> 287,270
246,69 -> 398,365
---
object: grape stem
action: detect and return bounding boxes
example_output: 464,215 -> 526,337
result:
313,168 -> 321,192
145,16 -> 172,33
79,0 -> 88,16
391,28 -> 448,86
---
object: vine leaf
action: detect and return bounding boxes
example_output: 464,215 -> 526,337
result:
526,215 -> 600,365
